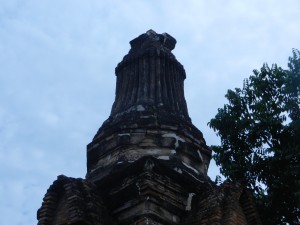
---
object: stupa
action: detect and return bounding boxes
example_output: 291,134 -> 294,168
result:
37,30 -> 261,225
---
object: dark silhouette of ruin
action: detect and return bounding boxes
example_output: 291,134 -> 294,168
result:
37,30 -> 261,225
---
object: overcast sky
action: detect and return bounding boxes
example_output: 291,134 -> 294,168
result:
1,0 -> 299,224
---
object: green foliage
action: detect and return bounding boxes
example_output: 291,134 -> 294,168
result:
208,49 -> 300,224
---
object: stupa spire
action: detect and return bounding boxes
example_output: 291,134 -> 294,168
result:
87,30 -> 211,182
111,29 -> 189,120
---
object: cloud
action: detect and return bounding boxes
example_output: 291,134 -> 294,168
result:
1,0 -> 300,224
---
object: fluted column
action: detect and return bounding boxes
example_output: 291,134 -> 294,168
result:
110,30 -> 189,119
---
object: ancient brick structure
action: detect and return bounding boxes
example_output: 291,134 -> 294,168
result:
37,30 -> 261,225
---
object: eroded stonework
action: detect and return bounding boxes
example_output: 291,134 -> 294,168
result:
37,30 -> 261,225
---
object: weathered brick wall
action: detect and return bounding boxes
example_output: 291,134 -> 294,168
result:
37,30 -> 261,225
37,175 -> 112,225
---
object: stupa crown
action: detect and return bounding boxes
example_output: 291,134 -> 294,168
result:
129,29 -> 176,53
111,29 -> 189,121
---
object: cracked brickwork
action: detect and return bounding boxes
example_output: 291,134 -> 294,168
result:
37,30 -> 261,225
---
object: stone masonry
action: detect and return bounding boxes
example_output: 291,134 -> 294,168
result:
37,30 -> 261,225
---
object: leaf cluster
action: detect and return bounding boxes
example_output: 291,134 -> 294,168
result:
208,49 -> 300,224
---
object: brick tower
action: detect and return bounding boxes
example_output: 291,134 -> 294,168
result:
37,30 -> 261,225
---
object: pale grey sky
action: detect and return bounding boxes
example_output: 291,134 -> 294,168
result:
1,0 -> 299,224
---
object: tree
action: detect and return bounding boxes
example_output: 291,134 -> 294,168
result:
208,49 -> 300,224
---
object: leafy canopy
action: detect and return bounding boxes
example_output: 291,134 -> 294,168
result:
208,49 -> 300,224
